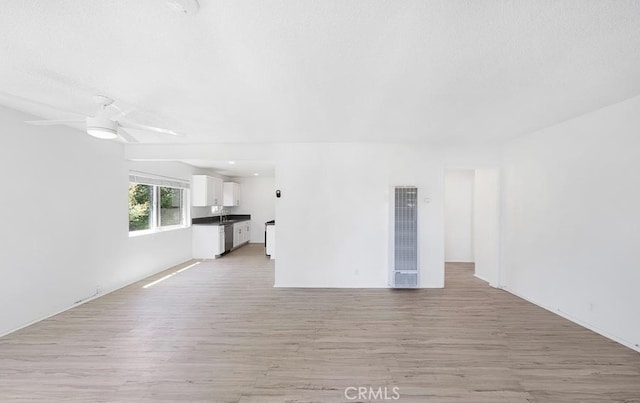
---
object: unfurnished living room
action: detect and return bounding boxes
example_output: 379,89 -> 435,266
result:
1,1 -> 639,402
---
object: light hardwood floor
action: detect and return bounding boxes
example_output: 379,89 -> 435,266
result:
1,245 -> 639,402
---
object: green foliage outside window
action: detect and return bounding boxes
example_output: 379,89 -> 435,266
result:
129,183 -> 152,231
129,183 -> 184,231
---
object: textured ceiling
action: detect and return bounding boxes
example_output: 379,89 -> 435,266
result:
180,160 -> 275,177
1,0 -> 640,145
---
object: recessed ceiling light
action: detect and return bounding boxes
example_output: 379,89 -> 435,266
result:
228,161 -> 235,165
253,173 -> 259,176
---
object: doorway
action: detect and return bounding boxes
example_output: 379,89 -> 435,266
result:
444,168 -> 500,287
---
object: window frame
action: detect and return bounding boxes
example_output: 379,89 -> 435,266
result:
129,173 -> 190,236
156,185 -> 188,230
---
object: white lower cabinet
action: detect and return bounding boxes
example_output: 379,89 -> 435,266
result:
233,224 -> 242,248
243,222 -> 251,243
218,227 -> 225,254
193,221 -> 250,258
192,225 -> 224,259
232,221 -> 251,249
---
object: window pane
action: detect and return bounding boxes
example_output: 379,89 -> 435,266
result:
159,187 -> 183,227
129,183 -> 152,231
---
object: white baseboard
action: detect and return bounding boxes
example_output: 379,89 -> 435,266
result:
0,259 -> 196,339
503,286 -> 640,353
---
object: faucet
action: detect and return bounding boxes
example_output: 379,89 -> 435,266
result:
220,208 -> 225,223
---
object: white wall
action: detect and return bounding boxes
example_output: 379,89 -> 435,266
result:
274,143 -> 500,288
502,95 -> 640,351
473,168 -> 500,286
0,106 -> 203,336
444,170 -> 474,262
227,176 -> 275,243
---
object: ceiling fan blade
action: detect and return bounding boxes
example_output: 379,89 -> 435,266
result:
110,104 -> 134,121
117,127 -> 139,143
0,91 -> 85,119
119,120 -> 182,137
25,119 -> 85,126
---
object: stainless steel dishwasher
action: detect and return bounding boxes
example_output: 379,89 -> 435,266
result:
224,223 -> 234,253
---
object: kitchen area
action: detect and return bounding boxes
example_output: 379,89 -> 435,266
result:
190,174 -> 275,260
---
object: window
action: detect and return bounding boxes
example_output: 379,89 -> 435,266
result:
129,173 -> 189,234
159,187 -> 184,227
129,183 -> 153,231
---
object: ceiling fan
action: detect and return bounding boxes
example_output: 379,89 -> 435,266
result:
25,95 -> 182,143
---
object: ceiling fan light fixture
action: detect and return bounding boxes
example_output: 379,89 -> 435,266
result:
87,127 -> 117,139
86,117 -> 118,140
23,96 -> 178,143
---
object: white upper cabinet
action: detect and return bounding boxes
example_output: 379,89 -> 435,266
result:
223,182 -> 241,207
212,177 -> 223,205
192,175 -> 223,206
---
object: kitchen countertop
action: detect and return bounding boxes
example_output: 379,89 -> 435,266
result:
192,214 -> 251,226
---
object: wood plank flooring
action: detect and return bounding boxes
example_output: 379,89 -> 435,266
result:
1,245 -> 639,402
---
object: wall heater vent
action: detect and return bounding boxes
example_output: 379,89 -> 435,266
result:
392,186 -> 418,288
